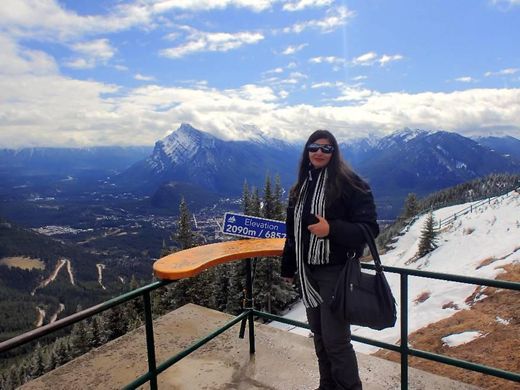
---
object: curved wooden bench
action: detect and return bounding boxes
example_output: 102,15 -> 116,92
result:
153,238 -> 285,280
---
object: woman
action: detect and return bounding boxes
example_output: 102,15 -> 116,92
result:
281,130 -> 379,390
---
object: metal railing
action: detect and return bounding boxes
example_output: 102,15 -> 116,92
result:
437,187 -> 519,229
1,259 -> 519,389
400,186 -> 519,233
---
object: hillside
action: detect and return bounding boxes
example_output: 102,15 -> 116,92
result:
0,218 -> 138,343
272,188 -> 519,388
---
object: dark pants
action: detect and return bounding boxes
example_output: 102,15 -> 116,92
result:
306,265 -> 362,390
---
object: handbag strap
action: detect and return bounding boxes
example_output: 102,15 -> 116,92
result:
357,223 -> 384,273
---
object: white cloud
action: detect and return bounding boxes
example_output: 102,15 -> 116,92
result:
378,54 -> 403,66
276,71 -> 308,85
352,52 -> 403,67
0,0 -> 276,44
283,0 -> 334,12
0,0 -> 152,41
455,76 -> 476,83
160,30 -> 264,58
282,43 -> 308,55
352,51 -> 377,66
334,86 -> 376,102
135,73 -> 156,81
64,58 -> 94,69
283,6 -> 354,34
309,56 -> 345,65
150,0 -> 275,13
2,62 -> 519,147
485,68 -> 519,77
311,81 -> 344,89
352,75 -> 367,81
1,35 -> 519,147
114,64 -> 129,71
0,34 -> 58,75
71,39 -> 115,60
64,39 -> 116,69
263,67 -> 284,76
489,0 -> 520,9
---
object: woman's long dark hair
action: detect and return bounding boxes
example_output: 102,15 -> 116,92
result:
289,129 -> 368,203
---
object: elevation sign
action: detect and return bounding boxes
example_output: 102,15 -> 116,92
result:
222,212 -> 286,239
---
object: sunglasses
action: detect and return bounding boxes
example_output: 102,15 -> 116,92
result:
307,143 -> 335,154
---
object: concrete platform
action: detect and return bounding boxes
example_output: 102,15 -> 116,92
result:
21,304 -> 480,389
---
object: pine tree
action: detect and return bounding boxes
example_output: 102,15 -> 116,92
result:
49,339 -> 69,369
402,192 -> 419,220
175,197 -> 197,250
70,318 -> 89,357
263,175 -> 274,219
27,343 -> 45,380
242,180 -> 251,214
124,276 -> 143,330
249,187 -> 261,216
87,315 -> 103,348
100,305 -> 127,341
273,174 -> 284,220
417,211 -> 438,258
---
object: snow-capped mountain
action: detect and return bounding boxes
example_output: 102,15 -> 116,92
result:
272,189 -> 520,354
341,130 -> 520,212
474,135 -> 520,161
115,123 -> 301,195
113,125 -> 519,217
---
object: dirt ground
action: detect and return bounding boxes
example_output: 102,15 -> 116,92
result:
0,256 -> 45,270
375,263 -> 520,390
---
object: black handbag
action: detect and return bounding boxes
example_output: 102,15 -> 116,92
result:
330,223 -> 397,330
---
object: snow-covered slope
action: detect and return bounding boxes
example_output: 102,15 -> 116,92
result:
271,190 -> 520,353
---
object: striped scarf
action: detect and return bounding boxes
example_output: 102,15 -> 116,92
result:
294,168 -> 330,308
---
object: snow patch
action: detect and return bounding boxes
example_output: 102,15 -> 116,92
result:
442,331 -> 484,347
495,316 -> 510,325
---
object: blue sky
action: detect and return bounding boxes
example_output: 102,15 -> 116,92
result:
0,0 -> 519,147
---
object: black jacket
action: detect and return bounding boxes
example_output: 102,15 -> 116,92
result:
281,170 -> 379,278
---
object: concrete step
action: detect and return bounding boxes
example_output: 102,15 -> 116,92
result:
21,304 -> 480,389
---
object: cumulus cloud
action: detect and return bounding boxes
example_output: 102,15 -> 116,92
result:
0,0 -> 276,43
378,54 -> 403,66
150,0 -> 275,13
282,43 -> 308,55
283,0 -> 334,12
283,6 -> 354,34
135,73 -> 156,81
485,68 -> 519,77
352,51 -> 377,66
64,38 -> 116,69
311,81 -> 344,89
0,0 -> 152,41
309,56 -> 345,65
455,76 -> 476,83
0,34 -> 58,75
2,58 -> 519,147
351,52 -> 403,67
160,30 -> 264,58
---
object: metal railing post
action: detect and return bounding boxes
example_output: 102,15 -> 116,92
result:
143,291 -> 158,390
400,273 -> 409,390
245,258 -> 255,354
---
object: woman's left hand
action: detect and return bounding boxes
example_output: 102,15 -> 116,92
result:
308,214 -> 329,238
